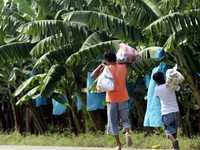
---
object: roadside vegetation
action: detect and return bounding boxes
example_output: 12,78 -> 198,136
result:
0,132 -> 199,149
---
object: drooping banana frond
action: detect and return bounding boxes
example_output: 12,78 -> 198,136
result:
181,0 -> 200,10
18,20 -> 89,43
0,12 -> 29,43
158,0 -> 181,13
33,49 -> 71,70
174,45 -> 200,75
66,40 -> 120,67
80,31 -> 110,50
0,42 -> 34,64
55,9 -> 71,20
63,11 -> 141,41
16,86 -> 40,106
144,9 -> 200,37
14,74 -> 46,97
57,0 -> 87,10
33,0 -> 66,19
114,0 -> 162,27
135,0 -> 162,17
30,34 -> 68,57
0,13 -> 27,32
40,64 -> 66,98
129,0 -> 162,27
8,67 -> 29,83
164,29 -> 199,51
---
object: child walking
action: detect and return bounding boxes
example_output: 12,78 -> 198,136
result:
92,51 -> 132,150
153,72 -> 180,150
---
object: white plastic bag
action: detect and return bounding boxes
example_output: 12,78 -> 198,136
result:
96,66 -> 114,92
166,64 -> 184,91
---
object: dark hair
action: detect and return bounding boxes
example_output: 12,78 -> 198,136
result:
153,72 -> 165,85
104,51 -> 116,63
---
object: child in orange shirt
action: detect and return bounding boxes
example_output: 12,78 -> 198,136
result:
92,51 -> 132,150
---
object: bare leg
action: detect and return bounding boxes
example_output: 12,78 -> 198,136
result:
125,128 -> 130,134
168,134 -> 179,150
125,128 -> 132,146
168,134 -> 176,142
114,135 -> 121,150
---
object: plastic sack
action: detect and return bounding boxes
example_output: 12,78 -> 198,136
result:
52,98 -> 66,115
96,66 -> 114,92
76,95 -> 82,111
116,43 -> 138,63
144,62 -> 168,127
166,64 -> 184,91
87,72 -> 105,111
35,95 -> 47,107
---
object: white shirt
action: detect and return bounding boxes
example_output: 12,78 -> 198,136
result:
154,84 -> 179,115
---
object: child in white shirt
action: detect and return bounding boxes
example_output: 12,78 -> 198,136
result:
153,71 -> 180,150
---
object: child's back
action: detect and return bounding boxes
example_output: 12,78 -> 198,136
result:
153,72 -> 180,150
154,84 -> 179,115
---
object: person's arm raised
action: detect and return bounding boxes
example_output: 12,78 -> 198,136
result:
91,64 -> 105,79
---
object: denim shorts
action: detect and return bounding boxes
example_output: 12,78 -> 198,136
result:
162,112 -> 179,135
107,101 -> 130,135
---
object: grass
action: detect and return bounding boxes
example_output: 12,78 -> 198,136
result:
0,131 -> 199,149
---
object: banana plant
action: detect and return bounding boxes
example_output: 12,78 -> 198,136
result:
1,0 -> 199,135
62,10 -> 141,42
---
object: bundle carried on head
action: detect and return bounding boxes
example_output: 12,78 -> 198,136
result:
116,43 -> 138,63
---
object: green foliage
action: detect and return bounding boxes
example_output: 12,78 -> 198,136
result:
144,9 -> 200,50
40,64 -> 66,98
30,34 -> 69,58
144,9 -> 200,36
0,132 -> 196,149
63,10 -> 141,41
18,20 -> 88,43
33,49 -> 70,70
158,0 -> 181,12
66,40 -> 120,67
14,74 -> 46,97
0,42 -> 33,64
132,0 -> 162,23
80,31 -> 110,50
130,58 -> 160,76
16,86 -> 40,106
0,0 -> 199,135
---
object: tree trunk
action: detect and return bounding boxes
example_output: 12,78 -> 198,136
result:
68,103 -> 81,134
28,104 -> 47,134
8,89 -> 20,133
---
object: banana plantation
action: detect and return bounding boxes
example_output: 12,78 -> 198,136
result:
0,0 -> 199,138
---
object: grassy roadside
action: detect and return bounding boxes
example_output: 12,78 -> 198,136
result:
0,132 -> 199,149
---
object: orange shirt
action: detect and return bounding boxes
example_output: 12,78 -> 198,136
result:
106,64 -> 129,103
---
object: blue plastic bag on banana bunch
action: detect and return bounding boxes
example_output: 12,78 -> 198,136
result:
166,64 -> 184,91
96,66 -> 114,92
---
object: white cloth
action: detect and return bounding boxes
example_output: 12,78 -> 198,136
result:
166,64 -> 184,91
155,84 -> 179,115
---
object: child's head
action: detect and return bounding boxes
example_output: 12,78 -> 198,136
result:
153,72 -> 165,85
104,51 -> 116,64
